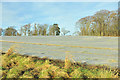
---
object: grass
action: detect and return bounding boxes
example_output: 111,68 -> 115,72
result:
0,47 -> 119,79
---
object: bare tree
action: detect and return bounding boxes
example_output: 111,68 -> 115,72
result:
61,28 -> 70,35
37,24 -> 43,36
49,24 -> 60,36
22,24 -> 31,36
76,9 -> 118,36
0,28 -> 3,36
49,25 -> 53,35
42,24 -> 48,36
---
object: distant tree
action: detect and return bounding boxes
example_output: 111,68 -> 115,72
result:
0,28 -> 3,36
118,8 -> 120,36
76,9 -> 118,36
27,24 -> 31,36
53,24 -> 60,36
76,17 -> 87,35
61,28 -> 70,35
32,23 -> 38,36
32,23 -> 48,36
56,26 -> 60,35
22,25 -> 27,36
49,24 -> 60,36
42,24 -> 48,36
5,27 -> 17,36
37,24 -> 43,36
52,25 -> 56,35
20,26 -> 23,36
3,23 -> 61,36
16,31 -> 21,36
94,10 -> 110,36
49,25 -> 54,35
22,24 -> 31,36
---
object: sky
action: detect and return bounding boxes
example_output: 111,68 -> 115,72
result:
1,0 -> 119,2
0,2 -> 118,35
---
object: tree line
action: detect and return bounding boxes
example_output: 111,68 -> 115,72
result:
0,9 -> 119,36
76,10 -> 119,36
0,23 -> 71,36
0,24 -> 62,36
20,23 -> 61,36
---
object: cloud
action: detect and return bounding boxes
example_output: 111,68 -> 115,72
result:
2,7 -> 21,28
2,3 -> 34,29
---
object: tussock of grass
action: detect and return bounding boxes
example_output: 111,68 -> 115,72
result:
0,48 -> 119,79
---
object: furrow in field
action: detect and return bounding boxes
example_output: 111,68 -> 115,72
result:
0,40 -> 118,50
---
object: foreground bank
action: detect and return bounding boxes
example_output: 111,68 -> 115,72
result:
0,47 -> 119,79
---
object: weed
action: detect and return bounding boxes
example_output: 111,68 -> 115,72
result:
64,51 -> 72,70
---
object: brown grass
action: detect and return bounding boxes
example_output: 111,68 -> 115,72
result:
1,48 -> 119,78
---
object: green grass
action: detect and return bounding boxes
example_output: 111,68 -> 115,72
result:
0,48 -> 119,79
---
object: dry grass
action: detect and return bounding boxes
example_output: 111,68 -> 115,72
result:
0,48 -> 119,79
64,51 -> 71,69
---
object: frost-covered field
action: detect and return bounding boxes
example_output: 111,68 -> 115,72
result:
1,36 -> 118,68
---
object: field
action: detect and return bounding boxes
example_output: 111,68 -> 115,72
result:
1,36 -> 118,68
0,36 -> 119,78
0,48 -> 119,78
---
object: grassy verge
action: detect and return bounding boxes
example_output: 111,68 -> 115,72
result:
0,47 -> 119,79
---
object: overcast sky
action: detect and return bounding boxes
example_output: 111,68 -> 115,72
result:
0,2 -> 118,35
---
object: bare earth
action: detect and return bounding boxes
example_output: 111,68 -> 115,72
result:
0,36 -> 118,68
